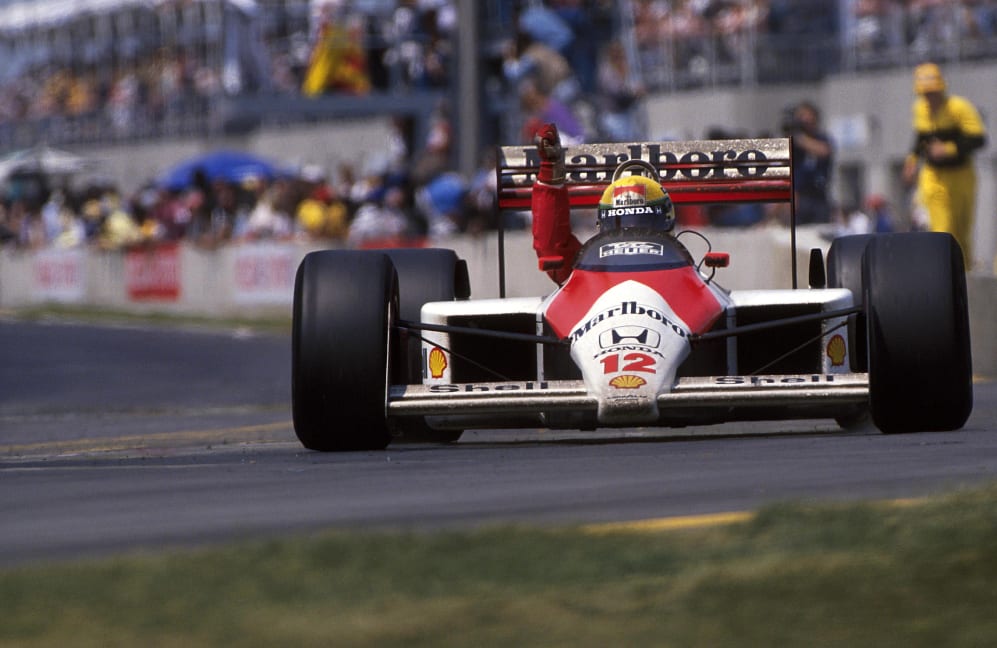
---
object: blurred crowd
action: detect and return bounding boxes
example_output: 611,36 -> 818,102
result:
0,0 -> 462,132
2,0 -> 996,252
853,0 -> 997,59
4,1 -> 997,135
0,102 -> 505,252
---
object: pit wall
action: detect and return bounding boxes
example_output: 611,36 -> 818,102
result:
2,227 -> 994,377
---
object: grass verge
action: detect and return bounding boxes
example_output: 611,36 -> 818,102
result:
2,304 -> 292,335
3,483 -> 997,647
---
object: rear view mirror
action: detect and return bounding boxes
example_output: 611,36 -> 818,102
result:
704,252 -> 730,268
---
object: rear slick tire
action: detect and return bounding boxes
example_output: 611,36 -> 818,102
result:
863,232 -> 972,433
292,250 -> 397,451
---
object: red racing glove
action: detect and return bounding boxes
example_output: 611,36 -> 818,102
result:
534,123 -> 565,185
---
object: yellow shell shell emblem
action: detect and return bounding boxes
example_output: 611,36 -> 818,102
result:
428,347 -> 448,379
826,334 -> 847,367
609,375 -> 647,389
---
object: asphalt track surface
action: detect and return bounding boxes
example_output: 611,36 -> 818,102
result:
2,319 -> 995,567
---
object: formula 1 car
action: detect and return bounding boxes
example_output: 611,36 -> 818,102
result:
291,137 -> 972,451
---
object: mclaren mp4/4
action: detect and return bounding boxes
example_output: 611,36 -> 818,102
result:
291,137 -> 972,451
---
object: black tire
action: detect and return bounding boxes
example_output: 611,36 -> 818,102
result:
827,234 -> 875,430
383,248 -> 469,323
827,234 -> 874,372
383,248 -> 469,383
382,248 -> 468,443
292,250 -> 397,451
863,232 -> 973,433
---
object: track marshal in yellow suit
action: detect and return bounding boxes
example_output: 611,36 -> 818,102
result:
902,63 -> 987,269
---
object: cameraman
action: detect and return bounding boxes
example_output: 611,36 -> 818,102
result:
784,101 -> 834,225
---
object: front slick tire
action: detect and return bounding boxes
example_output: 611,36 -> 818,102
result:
293,250 -> 397,451
864,232 -> 972,433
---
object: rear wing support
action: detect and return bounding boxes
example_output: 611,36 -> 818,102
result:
495,138 -> 798,289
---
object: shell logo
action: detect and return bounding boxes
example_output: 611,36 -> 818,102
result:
428,347 -> 448,379
826,334 -> 847,367
609,374 -> 646,389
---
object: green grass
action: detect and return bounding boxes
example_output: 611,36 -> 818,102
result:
4,483 -> 997,647
2,304 -> 292,335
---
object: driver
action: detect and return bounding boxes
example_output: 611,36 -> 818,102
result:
532,122 -> 675,284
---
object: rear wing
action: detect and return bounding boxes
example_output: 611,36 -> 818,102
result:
496,138 -> 793,210
494,137 -> 802,290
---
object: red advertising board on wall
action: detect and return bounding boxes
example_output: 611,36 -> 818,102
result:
33,248 -> 86,303
125,244 -> 181,301
233,243 -> 297,305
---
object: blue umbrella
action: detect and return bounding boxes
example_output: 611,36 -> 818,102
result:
158,150 -> 283,191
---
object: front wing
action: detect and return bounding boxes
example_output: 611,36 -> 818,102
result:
388,373 -> 868,429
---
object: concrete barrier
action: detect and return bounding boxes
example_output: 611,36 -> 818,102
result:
2,229 -> 994,376
968,274 -> 997,378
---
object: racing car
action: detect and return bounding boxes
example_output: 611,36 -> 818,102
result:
291,137 -> 972,451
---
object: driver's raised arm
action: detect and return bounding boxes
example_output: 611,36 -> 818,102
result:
531,123 -> 581,285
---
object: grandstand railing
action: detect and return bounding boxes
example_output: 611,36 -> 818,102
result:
3,2 -> 997,150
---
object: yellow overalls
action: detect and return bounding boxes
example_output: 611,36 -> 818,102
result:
910,94 -> 986,267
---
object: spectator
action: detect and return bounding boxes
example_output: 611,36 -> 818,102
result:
187,179 -> 240,249
43,190 -> 85,248
333,162 -> 363,209
785,100 -> 834,225
464,148 -> 504,233
382,0 -> 423,87
908,1 -> 962,60
301,7 -> 371,96
518,76 -> 585,145
550,0 -> 609,96
664,0 -> 711,79
131,185 -> 167,244
828,195 -> 894,239
419,8 -> 454,89
40,189 -> 69,242
96,193 -> 142,250
382,0 -> 454,89
902,62 -> 987,268
595,39 -> 645,141
714,0 -> 769,64
0,202 -> 16,245
865,194 -> 896,233
416,171 -> 468,238
238,177 -> 294,241
503,29 -> 580,106
295,166 -> 349,241
853,0 -> 905,58
347,184 -> 415,247
411,101 -> 453,186
107,66 -> 140,136
148,187 -> 193,241
80,197 -> 105,243
13,200 -> 46,249
296,191 -> 349,241
65,71 -> 98,118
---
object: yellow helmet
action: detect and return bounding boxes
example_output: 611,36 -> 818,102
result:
913,63 -> 946,95
597,160 -> 675,233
